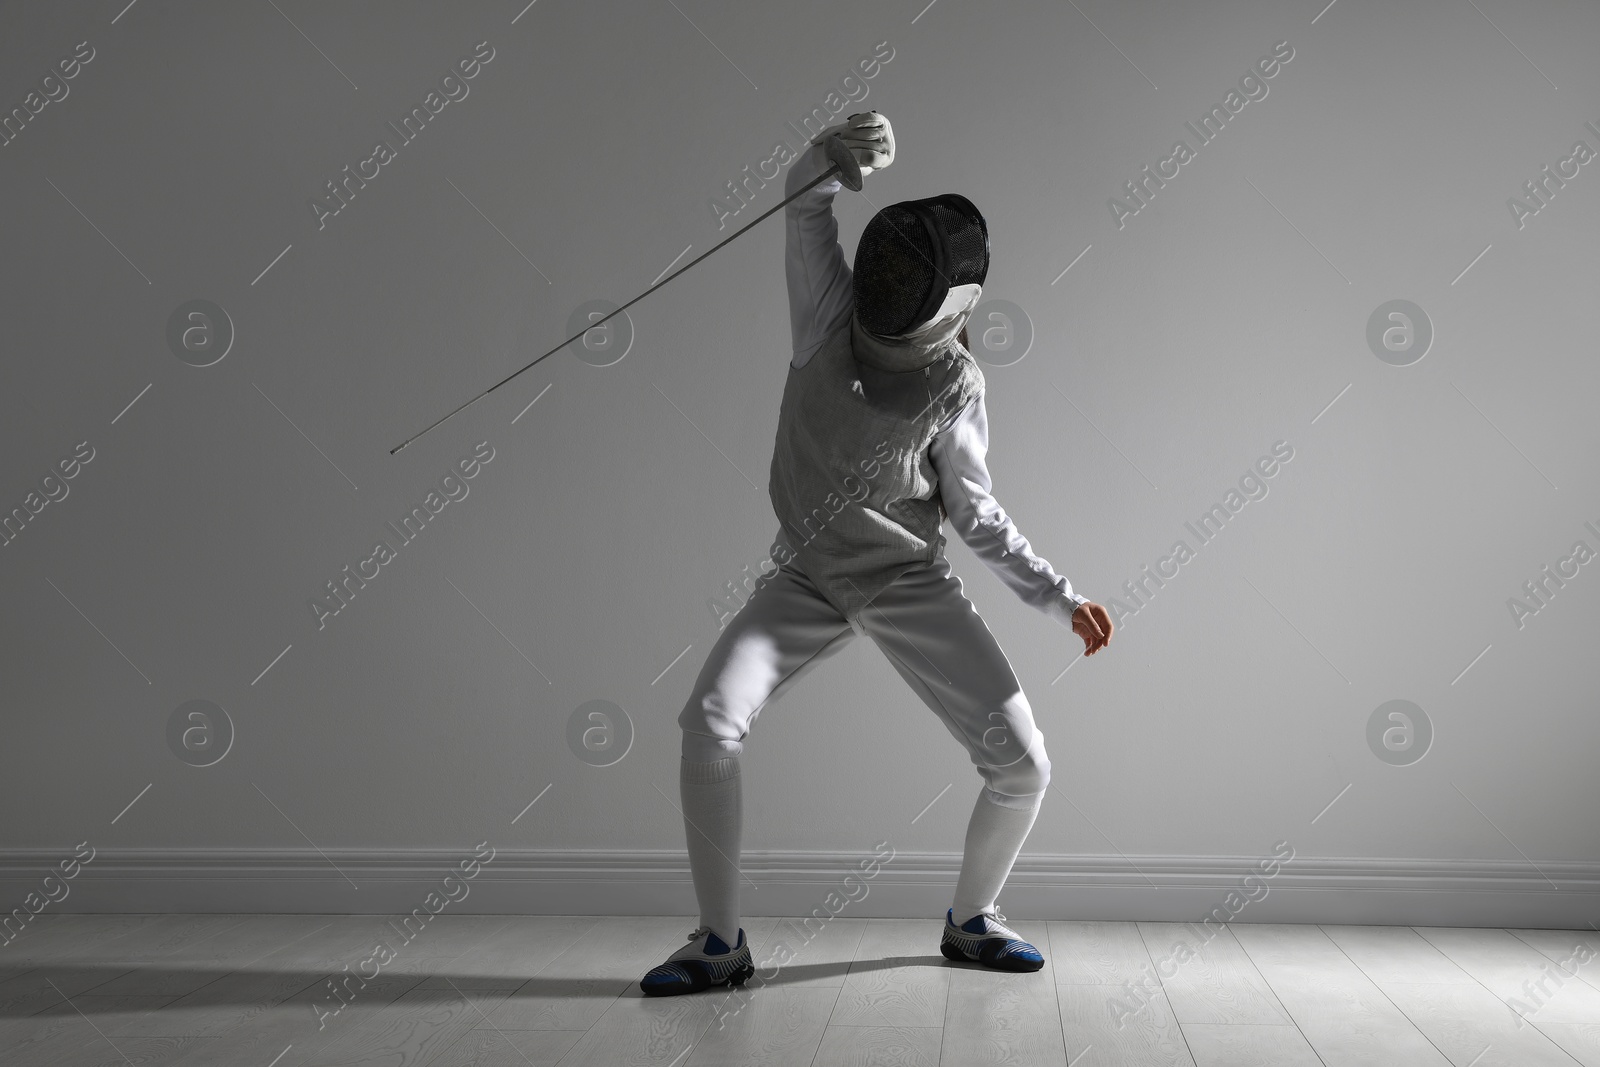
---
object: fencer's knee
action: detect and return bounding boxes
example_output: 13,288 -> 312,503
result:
982,734 -> 1051,800
681,730 -> 742,763
983,784 -> 1045,811
678,690 -> 747,762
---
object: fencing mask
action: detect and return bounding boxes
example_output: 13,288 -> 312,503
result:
853,194 -> 989,337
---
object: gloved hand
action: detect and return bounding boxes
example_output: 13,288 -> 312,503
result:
811,111 -> 894,176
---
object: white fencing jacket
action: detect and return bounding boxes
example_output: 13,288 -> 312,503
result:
779,142 -> 1089,630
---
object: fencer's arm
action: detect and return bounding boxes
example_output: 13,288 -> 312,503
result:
930,395 -> 1090,628
784,141 -> 853,370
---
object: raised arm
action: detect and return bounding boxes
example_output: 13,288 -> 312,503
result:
784,143 -> 852,369
784,112 -> 895,369
931,394 -> 1090,629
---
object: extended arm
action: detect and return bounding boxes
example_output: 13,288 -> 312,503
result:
931,395 -> 1090,629
784,142 -> 854,369
784,112 -> 894,369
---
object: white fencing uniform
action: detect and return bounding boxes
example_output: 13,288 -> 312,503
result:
680,140 -> 1088,784
673,139 -> 1090,943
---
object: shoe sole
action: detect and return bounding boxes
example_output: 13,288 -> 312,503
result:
641,960 -> 756,997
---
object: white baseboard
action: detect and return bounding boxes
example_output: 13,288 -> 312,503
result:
3,849 -> 1597,929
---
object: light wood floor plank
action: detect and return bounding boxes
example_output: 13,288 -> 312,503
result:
1494,981 -> 1600,1067
92,964 -> 325,1039
1135,923 -> 1290,1026
1056,982 -> 1194,1066
4,916 -> 168,965
1378,982 -> 1585,1067
147,970 -> 434,1067
0,1004 -> 216,1066
547,988 -> 716,1067
940,920 -> 1069,1067
58,915 -> 279,1003
1321,925 -> 1477,986
744,915 -> 867,991
1514,1019 -> 1600,1067
82,915 -> 338,1009
302,985 -> 517,1067
1231,924 -> 1453,1066
28,992 -> 184,1027
94,914 -> 252,965
1180,1023 -> 1323,1067
167,914 -> 338,967
74,967 -> 228,999
45,1033 -> 218,1067
1415,924 -> 1600,1064
828,919 -> 949,1029
0,967 -> 137,1018
0,1011 -> 131,1067
810,1025 -> 942,1067
244,915 -> 441,972
426,1027 -> 585,1067
0,916 -> 90,964
481,916 -> 694,1031
685,985 -> 836,1067
92,918 -> 397,1041
1506,929 -> 1600,996
1048,921 -> 1158,985
374,915 -> 514,961
1412,927 -> 1559,1000
415,916 -> 597,990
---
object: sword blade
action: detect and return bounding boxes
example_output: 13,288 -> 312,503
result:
389,162 -> 845,454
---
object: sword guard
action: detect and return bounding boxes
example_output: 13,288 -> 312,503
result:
823,133 -> 864,192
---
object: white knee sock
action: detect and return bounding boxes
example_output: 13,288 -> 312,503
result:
680,756 -> 743,946
950,786 -> 1043,926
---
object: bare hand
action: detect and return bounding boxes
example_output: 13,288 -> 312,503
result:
1072,602 -> 1113,657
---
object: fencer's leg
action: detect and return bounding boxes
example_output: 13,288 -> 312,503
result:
680,755 -> 743,948
860,557 -> 1051,970
950,785 -> 1044,926
674,561 -> 853,950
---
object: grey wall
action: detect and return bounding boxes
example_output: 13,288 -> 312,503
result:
2,0 -> 1596,921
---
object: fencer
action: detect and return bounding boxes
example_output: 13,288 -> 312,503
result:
641,112 -> 1114,996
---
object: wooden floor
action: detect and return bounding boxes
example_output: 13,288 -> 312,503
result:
1,914 -> 1597,1066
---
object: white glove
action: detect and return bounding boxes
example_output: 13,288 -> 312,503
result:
811,111 -> 894,176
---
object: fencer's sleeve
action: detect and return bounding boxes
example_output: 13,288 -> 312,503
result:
930,395 -> 1090,628
784,142 -> 854,369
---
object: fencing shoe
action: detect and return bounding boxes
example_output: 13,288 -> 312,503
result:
940,909 -> 1045,972
640,925 -> 754,996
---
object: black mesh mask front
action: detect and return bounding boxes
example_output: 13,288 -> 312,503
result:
852,194 -> 989,337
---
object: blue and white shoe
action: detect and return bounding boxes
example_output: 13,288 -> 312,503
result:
640,925 -> 754,996
940,909 -> 1045,972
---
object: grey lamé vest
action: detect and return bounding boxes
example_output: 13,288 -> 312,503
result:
768,314 -> 985,632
